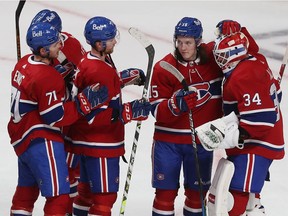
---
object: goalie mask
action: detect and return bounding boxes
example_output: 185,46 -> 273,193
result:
213,32 -> 249,75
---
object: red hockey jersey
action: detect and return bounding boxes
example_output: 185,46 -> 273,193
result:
224,55 -> 285,160
8,54 -> 81,156
150,42 -> 223,145
67,53 -> 125,158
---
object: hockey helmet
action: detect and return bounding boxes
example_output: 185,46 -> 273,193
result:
84,16 -> 117,46
30,9 -> 62,32
174,17 -> 203,45
26,22 -> 60,52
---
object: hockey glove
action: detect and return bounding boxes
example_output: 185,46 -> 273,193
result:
120,68 -> 146,87
75,83 -> 108,115
121,99 -> 151,124
55,64 -> 71,78
215,20 -> 241,37
195,112 -> 242,151
168,87 -> 197,116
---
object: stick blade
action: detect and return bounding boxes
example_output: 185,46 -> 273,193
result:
128,27 -> 151,49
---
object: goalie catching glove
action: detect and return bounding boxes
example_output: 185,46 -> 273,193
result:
121,99 -> 151,124
75,83 -> 108,115
120,68 -> 146,87
195,112 -> 243,151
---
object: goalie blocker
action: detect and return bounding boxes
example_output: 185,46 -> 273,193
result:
195,112 -> 244,151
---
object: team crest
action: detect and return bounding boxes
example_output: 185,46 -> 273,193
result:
157,173 -> 165,181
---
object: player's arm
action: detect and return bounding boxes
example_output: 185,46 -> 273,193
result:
215,20 -> 260,54
37,72 -> 108,127
150,63 -> 197,123
119,68 -> 146,87
235,82 -> 279,140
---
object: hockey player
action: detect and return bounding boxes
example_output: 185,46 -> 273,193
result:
67,16 -> 151,216
30,9 -> 86,214
196,32 -> 284,216
149,17 -> 224,216
8,23 -> 108,216
213,20 -> 271,215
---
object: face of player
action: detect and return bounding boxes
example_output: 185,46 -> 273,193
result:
175,36 -> 197,61
35,38 -> 63,64
103,37 -> 117,54
47,38 -> 63,58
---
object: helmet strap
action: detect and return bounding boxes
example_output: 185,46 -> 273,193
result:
100,41 -> 107,53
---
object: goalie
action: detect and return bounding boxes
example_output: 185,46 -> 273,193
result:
196,30 -> 284,216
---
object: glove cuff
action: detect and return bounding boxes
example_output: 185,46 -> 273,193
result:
121,102 -> 132,124
75,92 -> 91,115
168,98 -> 182,116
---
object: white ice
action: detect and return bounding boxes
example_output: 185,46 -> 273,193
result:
0,1 -> 288,215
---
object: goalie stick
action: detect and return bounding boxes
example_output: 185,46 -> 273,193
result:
119,27 -> 155,216
159,61 -> 207,216
15,0 -> 26,61
277,44 -> 288,84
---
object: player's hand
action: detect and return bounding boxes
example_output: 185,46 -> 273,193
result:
121,99 -> 151,124
54,64 -> 70,78
195,112 -> 242,151
215,20 -> 241,37
75,83 -> 108,115
168,87 -> 197,115
120,68 -> 146,87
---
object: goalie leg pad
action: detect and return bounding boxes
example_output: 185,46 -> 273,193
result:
207,158 -> 235,216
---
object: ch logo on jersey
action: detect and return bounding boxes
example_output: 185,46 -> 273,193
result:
189,82 -> 212,107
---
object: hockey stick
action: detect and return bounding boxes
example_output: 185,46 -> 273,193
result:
119,28 -> 155,216
277,44 -> 288,84
15,0 -> 26,61
159,61 -> 207,216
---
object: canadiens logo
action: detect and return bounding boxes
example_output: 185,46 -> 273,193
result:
157,173 -> 165,180
190,82 -> 212,107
